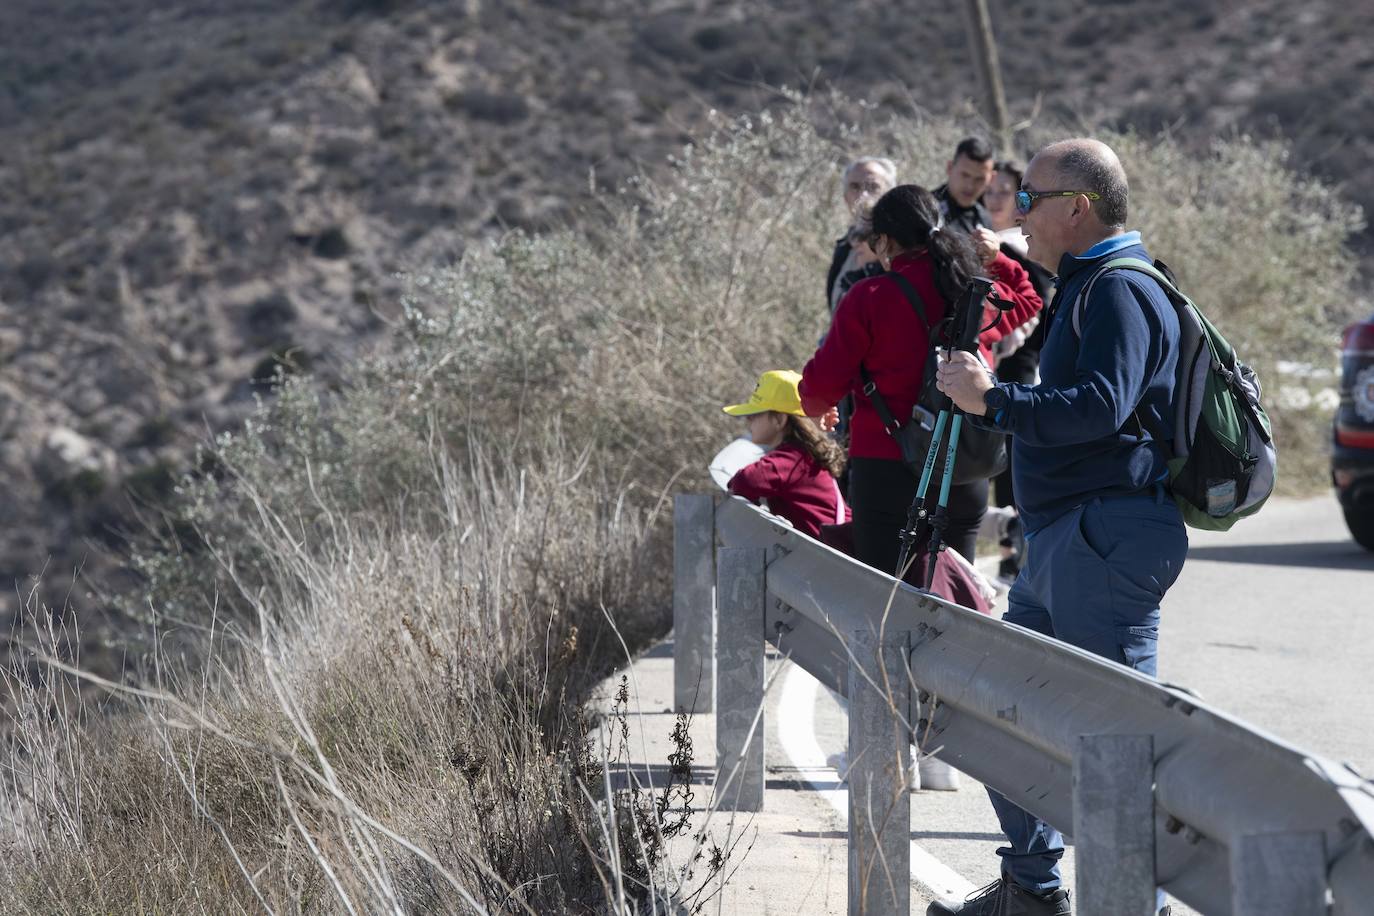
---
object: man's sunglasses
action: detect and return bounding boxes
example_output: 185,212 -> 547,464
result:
1015,189 -> 1101,215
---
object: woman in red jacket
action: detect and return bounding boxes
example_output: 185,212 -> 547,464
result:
724,370 -> 851,538
799,184 -> 1041,581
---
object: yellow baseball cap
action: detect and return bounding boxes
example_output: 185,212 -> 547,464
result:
722,370 -> 808,417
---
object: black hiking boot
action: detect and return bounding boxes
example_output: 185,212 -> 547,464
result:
927,878 -> 1072,916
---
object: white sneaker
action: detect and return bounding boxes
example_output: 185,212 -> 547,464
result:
918,756 -> 961,791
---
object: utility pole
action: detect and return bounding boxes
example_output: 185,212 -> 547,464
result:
961,0 -> 1012,154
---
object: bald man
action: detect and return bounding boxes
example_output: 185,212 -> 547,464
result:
932,139 -> 1184,916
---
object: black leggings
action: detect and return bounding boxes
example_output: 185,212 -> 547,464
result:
849,457 -> 987,583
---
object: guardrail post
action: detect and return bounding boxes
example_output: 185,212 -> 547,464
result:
848,628 -> 911,916
1072,734 -> 1156,915
715,547 -> 766,811
1231,831 -> 1327,915
674,494 -> 715,714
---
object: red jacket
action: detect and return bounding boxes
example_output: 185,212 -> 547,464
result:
727,441 -> 851,538
799,250 -> 1041,462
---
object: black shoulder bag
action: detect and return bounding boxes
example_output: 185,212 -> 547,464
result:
858,272 -> 1008,485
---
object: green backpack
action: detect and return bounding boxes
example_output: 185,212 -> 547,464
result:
1071,257 -> 1276,530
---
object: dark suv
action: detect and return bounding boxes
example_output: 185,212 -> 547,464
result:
1334,313 -> 1374,550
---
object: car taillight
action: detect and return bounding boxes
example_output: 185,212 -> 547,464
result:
1342,321 -> 1374,353
1336,424 -> 1374,448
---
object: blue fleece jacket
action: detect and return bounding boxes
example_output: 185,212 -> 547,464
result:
983,235 -> 1180,534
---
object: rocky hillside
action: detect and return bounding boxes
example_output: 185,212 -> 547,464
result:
0,0 -> 1368,635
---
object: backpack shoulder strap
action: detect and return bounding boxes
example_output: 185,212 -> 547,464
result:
857,271 -> 941,432
885,270 -> 938,333
1069,256 -> 1189,453
1070,256 -> 1188,337
857,364 -> 902,432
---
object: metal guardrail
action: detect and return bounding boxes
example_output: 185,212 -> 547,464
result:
673,493 -> 1374,916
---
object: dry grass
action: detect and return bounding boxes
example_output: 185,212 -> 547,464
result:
3,445 -> 676,913
1,96 -> 1362,912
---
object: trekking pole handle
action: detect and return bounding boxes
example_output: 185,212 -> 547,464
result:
953,276 -> 996,353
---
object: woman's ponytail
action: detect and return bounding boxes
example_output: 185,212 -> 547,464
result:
926,225 -> 982,306
870,185 -> 983,307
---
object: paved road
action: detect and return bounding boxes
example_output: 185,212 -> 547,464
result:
1159,496 -> 1374,775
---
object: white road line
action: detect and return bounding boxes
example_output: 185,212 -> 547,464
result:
777,661 -> 977,903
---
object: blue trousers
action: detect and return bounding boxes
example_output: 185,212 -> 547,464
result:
987,489 -> 1188,895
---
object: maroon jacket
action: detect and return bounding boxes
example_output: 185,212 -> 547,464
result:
798,250 -> 1042,462
727,442 -> 851,538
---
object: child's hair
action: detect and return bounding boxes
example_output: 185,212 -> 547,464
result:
783,414 -> 847,477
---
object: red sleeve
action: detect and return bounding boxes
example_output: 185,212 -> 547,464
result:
799,283 -> 873,416
978,253 -> 1043,362
728,450 -> 791,502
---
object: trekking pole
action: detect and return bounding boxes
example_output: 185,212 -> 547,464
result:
895,406 -> 948,584
896,277 -> 1001,588
921,403 -> 967,589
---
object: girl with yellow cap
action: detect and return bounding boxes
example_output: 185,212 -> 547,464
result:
721,370 -> 850,539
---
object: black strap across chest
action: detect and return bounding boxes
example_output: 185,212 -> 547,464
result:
858,272 -> 943,431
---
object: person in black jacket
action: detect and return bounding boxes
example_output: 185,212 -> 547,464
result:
930,138 -> 1016,565
825,156 -> 897,315
934,136 -> 996,236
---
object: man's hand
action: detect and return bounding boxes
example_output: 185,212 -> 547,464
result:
935,350 -> 994,415
972,227 -> 1000,266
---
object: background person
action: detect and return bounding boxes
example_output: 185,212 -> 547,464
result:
932,138 -> 1186,916
825,156 -> 898,498
983,159 -> 1054,581
982,160 -> 1020,239
934,136 -> 996,235
723,370 -> 850,539
983,158 -> 1055,326
826,156 -> 898,315
934,139 -> 1041,571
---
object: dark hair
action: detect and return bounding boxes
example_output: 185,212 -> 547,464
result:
954,136 -> 995,164
1054,146 -> 1129,229
869,184 -> 983,305
993,159 -> 1023,186
784,415 -> 846,478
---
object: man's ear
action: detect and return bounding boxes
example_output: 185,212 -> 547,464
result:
1069,194 -> 1092,226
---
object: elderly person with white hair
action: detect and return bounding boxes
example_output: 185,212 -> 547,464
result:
822,156 -> 897,505
825,156 -> 898,315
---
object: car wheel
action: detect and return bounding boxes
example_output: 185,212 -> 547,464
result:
1343,507 -> 1374,552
